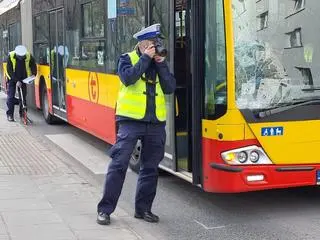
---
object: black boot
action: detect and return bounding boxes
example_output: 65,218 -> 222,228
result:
7,115 -> 14,122
96,212 -> 110,225
134,211 -> 159,223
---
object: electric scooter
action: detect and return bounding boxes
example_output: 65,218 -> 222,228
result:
18,86 -> 32,125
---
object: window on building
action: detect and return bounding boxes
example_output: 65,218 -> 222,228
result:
83,4 -> 93,38
34,14 -> 49,42
66,0 -> 147,73
34,13 -> 49,64
286,0 -> 305,18
8,22 -> 21,52
239,0 -> 246,14
151,0 -> 169,53
79,40 -> 105,69
0,24 -> 9,62
66,0 -> 106,72
286,28 -> 302,48
176,10 -> 186,38
294,0 -> 305,12
257,11 -> 268,31
296,67 -> 313,86
82,1 -> 104,38
116,0 -> 146,55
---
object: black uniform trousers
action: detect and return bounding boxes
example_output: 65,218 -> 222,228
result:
97,121 -> 166,215
6,81 -> 27,117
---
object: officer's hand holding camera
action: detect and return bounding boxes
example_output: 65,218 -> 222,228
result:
144,44 -> 156,59
144,43 -> 166,63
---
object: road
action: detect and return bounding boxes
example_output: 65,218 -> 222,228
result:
5,99 -> 320,240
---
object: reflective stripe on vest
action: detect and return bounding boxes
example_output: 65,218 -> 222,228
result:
9,51 -> 32,80
116,50 -> 167,121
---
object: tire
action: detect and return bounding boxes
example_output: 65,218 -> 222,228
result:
41,85 -> 54,124
129,139 -> 142,173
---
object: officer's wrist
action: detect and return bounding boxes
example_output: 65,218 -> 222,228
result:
141,53 -> 152,61
155,60 -> 167,68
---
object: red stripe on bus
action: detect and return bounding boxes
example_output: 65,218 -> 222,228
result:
35,84 -> 41,109
66,95 -> 116,144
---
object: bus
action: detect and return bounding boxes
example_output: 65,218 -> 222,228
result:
1,0 -> 320,193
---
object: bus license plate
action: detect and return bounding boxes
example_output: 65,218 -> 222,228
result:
316,170 -> 320,185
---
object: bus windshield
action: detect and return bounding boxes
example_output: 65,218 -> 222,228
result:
232,0 -> 320,111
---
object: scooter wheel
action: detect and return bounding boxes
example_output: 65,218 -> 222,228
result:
23,111 -> 28,125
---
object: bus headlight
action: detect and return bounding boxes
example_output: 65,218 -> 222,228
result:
249,151 -> 259,163
237,151 -> 248,163
221,146 -> 273,165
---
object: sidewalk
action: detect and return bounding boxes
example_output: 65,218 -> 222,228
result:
0,105 -> 144,239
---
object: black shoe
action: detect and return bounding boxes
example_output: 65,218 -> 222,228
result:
96,212 -> 110,225
134,211 -> 159,223
7,115 -> 14,122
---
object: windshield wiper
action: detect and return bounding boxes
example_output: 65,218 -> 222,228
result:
256,99 -> 320,118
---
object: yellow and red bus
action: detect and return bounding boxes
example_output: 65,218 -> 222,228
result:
2,0 -> 320,193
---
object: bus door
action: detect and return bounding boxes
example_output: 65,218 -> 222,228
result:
150,0 -> 200,183
49,8 -> 67,119
173,0 -> 203,185
149,1 -> 177,173
174,0 -> 192,176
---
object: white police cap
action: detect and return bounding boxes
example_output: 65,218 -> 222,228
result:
133,23 -> 161,41
58,45 -> 69,56
14,45 -> 27,57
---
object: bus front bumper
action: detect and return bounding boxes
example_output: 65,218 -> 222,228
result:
203,163 -> 318,193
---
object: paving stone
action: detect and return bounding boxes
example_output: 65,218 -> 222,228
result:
54,200 -> 96,215
62,214 -> 119,231
0,187 -> 43,200
0,133 -> 59,175
2,210 -> 63,226
8,224 -> 76,240
0,168 -> 11,175
44,189 -> 98,205
0,198 -> 52,212
74,228 -> 139,240
0,216 -> 8,235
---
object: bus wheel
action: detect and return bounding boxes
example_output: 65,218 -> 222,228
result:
41,85 -> 54,124
129,139 -> 141,173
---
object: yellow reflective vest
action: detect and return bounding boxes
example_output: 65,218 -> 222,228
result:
6,51 -> 32,80
116,50 -> 167,121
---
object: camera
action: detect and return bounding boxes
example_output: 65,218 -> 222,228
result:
154,38 -> 167,57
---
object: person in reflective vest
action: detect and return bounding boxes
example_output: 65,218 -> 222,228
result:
97,23 -> 176,225
50,45 -> 69,107
6,45 -> 37,122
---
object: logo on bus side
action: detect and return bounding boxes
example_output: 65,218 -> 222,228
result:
261,127 -> 284,137
88,72 -> 99,103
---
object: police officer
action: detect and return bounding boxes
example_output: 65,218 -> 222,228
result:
51,45 -> 69,108
6,45 -> 37,122
97,23 -> 176,225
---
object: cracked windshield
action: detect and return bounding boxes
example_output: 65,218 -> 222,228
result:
233,0 -> 320,110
